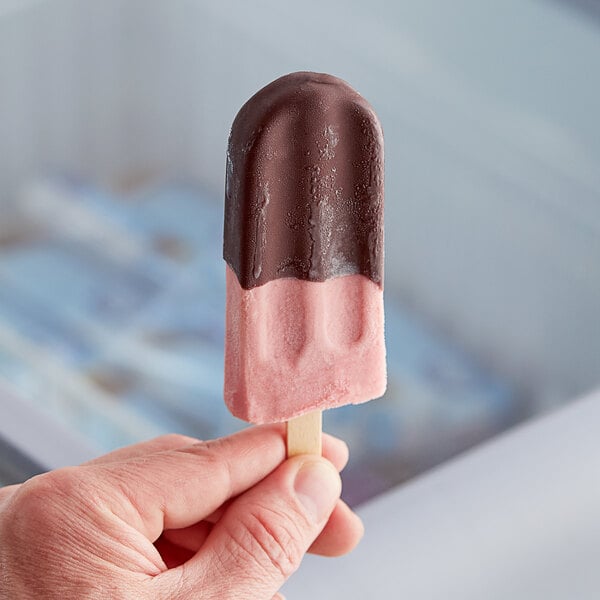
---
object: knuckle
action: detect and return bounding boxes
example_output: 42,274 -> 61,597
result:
182,439 -> 234,493
17,467 -> 90,516
40,467 -> 88,503
191,437 -> 228,458
18,470 -> 61,509
154,433 -> 197,447
4,469 -> 78,538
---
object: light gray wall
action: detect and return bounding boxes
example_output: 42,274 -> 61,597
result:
0,0 -> 599,405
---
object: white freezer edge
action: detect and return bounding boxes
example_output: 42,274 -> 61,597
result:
284,389 -> 600,600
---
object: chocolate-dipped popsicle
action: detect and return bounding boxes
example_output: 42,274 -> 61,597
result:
223,71 -> 386,429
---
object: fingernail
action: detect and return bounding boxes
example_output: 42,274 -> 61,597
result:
294,459 -> 341,522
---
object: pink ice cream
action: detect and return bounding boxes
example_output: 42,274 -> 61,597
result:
224,268 -> 385,423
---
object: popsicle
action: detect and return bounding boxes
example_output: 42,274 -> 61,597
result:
223,72 -> 386,454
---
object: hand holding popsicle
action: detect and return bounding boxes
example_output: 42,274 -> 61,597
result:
0,428 -> 362,599
223,72 -> 386,453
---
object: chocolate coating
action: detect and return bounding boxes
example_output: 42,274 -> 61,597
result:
224,71 -> 384,290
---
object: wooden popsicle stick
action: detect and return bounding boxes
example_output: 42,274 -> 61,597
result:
287,410 -> 322,457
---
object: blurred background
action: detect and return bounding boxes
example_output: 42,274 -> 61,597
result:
0,0 -> 599,505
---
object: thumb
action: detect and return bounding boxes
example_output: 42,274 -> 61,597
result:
167,456 -> 341,599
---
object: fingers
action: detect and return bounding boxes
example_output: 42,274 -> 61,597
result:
172,432 -> 348,527
160,456 -> 341,599
91,425 -> 350,545
84,434 -> 201,466
158,497 -> 362,564
155,432 -> 349,557
322,433 -> 349,472
308,499 -> 364,556
93,425 -> 288,541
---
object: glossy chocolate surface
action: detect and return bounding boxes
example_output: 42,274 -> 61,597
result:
224,72 -> 384,289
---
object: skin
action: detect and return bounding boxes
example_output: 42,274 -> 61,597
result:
0,425 -> 363,599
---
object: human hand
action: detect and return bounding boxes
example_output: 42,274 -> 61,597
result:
0,425 -> 363,599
